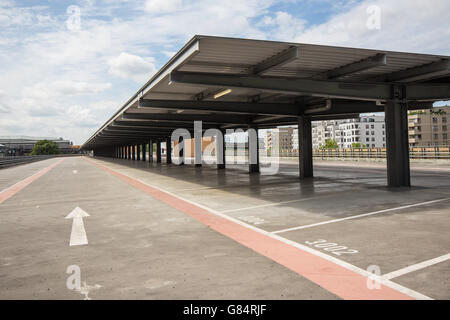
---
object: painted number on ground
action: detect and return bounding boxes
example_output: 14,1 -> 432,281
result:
305,239 -> 358,256
239,216 -> 267,225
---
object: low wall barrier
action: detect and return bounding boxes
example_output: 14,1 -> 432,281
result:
273,147 -> 450,160
0,154 -> 82,169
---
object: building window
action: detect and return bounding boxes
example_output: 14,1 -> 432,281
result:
371,124 -> 374,129
434,134 -> 439,139
366,138 -> 370,142
372,137 -> 375,142
371,131 -> 375,135
444,133 -> 448,140
443,125 -> 447,131
433,126 -> 438,131
433,117 -> 438,123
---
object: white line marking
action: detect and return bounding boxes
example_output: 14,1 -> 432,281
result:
66,207 -> 90,246
0,159 -> 58,195
89,158 -> 432,300
382,253 -> 450,280
221,198 -> 317,213
219,190 -> 362,214
271,197 -> 450,234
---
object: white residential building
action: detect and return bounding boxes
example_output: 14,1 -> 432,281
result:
310,115 -> 386,149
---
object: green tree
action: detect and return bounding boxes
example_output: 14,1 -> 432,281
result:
352,142 -> 362,148
320,139 -> 339,149
31,140 -> 60,155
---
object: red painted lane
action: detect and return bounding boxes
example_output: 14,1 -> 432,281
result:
86,158 -> 413,300
0,159 -> 65,204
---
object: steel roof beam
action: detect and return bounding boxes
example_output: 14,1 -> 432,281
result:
103,129 -> 179,135
109,123 -> 221,132
251,47 -> 299,75
170,71 -> 392,101
139,98 -> 303,116
121,113 -> 252,125
406,83 -> 450,101
112,122 -> 205,130
139,98 -> 383,116
323,53 -> 386,79
171,71 -> 449,101
375,59 -> 450,82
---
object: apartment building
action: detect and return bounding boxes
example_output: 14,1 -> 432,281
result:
310,115 -> 386,149
310,120 -> 343,149
266,107 -> 449,151
408,106 -> 450,147
265,127 -> 295,151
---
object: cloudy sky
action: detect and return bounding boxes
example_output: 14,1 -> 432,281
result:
0,0 -> 449,145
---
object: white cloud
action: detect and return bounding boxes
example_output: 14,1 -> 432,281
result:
294,0 -> 450,54
0,103 -> 9,113
259,11 -> 306,41
162,50 -> 177,57
24,81 -> 112,100
0,93 -> 10,112
108,52 -> 157,82
145,0 -> 182,14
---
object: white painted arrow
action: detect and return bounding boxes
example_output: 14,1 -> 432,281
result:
65,207 -> 89,246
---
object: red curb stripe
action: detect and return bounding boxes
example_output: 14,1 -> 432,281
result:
87,158 -> 414,300
0,159 -> 65,204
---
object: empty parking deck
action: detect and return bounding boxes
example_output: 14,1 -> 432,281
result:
82,35 -> 450,188
0,157 -> 449,299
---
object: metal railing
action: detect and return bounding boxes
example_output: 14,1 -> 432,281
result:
0,154 -> 82,169
273,147 -> 450,160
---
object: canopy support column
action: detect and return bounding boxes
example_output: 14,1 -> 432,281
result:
194,124 -> 202,168
178,136 -> 185,165
156,141 -> 161,163
166,138 -> 172,164
248,125 -> 260,173
149,140 -> 153,162
298,116 -> 313,179
385,100 -> 411,187
217,130 -> 226,170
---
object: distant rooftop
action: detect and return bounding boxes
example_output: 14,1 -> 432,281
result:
0,136 -> 67,141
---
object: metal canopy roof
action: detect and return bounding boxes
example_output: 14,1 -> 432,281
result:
83,35 -> 450,149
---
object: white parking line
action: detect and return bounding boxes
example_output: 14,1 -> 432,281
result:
220,197 -> 319,213
220,188 -> 371,214
382,253 -> 450,280
271,197 -> 450,234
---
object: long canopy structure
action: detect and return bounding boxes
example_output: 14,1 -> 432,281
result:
82,35 -> 450,187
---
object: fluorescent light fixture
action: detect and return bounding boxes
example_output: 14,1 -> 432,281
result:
213,89 -> 232,99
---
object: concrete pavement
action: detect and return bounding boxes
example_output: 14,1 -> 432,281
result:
0,156 -> 449,299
